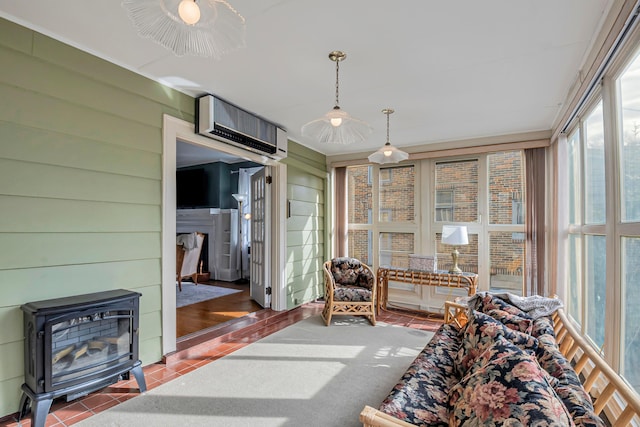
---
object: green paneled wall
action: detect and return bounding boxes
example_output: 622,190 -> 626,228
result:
0,18 -> 193,417
0,16 -> 329,419
284,152 -> 327,309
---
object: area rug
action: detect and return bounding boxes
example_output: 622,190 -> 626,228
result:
76,316 -> 434,427
176,283 -> 242,308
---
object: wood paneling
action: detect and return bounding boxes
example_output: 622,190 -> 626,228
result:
286,162 -> 326,309
0,16 -> 193,417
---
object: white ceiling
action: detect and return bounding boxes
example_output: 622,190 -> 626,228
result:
0,0 -> 613,161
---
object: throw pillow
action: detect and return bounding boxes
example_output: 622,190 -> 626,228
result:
449,336 -> 574,426
455,310 -> 538,377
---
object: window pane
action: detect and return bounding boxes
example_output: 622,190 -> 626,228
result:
435,160 -> 478,222
568,130 -> 581,225
348,230 -> 371,265
619,54 -> 640,222
379,232 -> 414,269
489,231 -> 524,295
584,101 -> 606,224
568,234 -> 582,324
347,166 -> 372,224
489,152 -> 524,225
585,235 -> 606,350
622,237 -> 640,392
379,165 -> 415,223
436,232 -> 478,274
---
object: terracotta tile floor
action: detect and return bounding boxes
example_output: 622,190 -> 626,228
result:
1,302 -> 442,427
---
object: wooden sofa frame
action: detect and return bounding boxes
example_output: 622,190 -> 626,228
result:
360,307 -> 640,427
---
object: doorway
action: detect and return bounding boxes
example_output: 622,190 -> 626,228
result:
161,115 -> 286,356
175,142 -> 264,338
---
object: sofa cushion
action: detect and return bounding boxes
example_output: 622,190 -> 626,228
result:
484,307 -> 533,334
531,315 -> 556,338
449,335 -> 574,426
536,334 -> 605,427
455,310 -> 538,377
333,285 -> 372,302
330,257 -> 374,290
379,324 -> 460,427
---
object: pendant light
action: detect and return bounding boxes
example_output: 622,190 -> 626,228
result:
368,108 -> 409,164
122,0 -> 245,58
301,51 -> 372,144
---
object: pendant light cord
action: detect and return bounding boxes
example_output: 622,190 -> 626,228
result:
334,59 -> 340,108
386,111 -> 390,144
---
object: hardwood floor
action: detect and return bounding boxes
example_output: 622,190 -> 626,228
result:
176,280 -> 263,338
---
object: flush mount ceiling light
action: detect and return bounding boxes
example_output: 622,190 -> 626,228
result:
122,0 -> 245,58
301,51 -> 372,144
368,108 -> 409,164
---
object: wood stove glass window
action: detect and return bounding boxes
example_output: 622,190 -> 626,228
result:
47,308 -> 133,391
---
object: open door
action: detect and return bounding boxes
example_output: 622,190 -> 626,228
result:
250,167 -> 271,308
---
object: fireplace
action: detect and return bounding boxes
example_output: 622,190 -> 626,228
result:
18,289 -> 146,427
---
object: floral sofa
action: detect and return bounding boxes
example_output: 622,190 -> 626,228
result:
363,293 -> 606,426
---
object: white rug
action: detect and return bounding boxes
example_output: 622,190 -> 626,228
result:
76,316 -> 434,427
176,283 -> 242,308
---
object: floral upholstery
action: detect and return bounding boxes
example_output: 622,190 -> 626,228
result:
449,335 -> 574,426
322,257 -> 376,326
379,324 -> 460,427
378,293 -> 605,427
330,257 -> 375,302
535,326 -> 605,426
454,310 -> 538,377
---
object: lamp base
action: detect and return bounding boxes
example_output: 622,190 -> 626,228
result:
235,277 -> 249,285
449,248 -> 462,274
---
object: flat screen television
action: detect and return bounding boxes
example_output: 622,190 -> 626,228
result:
176,168 -> 208,208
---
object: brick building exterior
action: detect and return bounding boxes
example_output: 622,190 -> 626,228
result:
347,152 -> 524,280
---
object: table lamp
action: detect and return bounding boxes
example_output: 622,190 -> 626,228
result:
441,225 -> 468,274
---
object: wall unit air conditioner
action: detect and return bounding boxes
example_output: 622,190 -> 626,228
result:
196,94 -> 287,160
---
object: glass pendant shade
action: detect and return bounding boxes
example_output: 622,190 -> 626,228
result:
368,142 -> 409,164
368,108 -> 409,164
302,107 -> 372,145
122,0 -> 245,58
301,51 -> 372,144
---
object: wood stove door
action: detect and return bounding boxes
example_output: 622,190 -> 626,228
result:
45,305 -> 134,392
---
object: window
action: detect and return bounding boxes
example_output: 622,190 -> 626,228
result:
561,42 -> 640,396
435,160 -> 478,223
435,189 -> 454,221
488,152 -> 526,295
379,165 -> 415,223
565,100 -> 608,353
347,165 -> 416,267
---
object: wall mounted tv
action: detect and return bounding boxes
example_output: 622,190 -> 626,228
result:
176,168 -> 208,208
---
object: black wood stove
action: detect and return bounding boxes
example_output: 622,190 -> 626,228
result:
18,289 -> 147,427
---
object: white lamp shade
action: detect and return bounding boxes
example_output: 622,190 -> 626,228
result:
441,225 -> 469,245
232,193 -> 247,204
122,0 -> 245,58
301,108 -> 372,144
368,143 -> 409,164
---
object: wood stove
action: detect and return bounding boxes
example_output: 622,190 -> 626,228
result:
18,289 -> 146,427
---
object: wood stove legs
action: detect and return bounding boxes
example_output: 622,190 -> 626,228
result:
17,385 -> 53,427
17,360 -> 147,427
131,361 -> 147,393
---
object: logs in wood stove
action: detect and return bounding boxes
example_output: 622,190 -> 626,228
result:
18,289 -> 147,427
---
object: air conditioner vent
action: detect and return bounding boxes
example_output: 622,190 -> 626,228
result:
213,124 -> 277,155
196,95 -> 287,160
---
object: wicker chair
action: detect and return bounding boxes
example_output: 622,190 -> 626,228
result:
322,257 -> 377,326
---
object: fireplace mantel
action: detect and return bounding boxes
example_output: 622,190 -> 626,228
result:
176,208 -> 238,281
